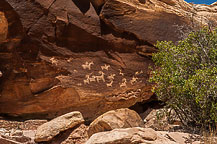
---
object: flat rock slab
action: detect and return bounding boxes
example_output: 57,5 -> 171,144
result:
35,111 -> 84,142
0,136 -> 22,144
86,127 -> 178,144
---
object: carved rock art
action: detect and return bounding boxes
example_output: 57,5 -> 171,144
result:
119,69 -> 124,76
120,78 -> 127,88
130,76 -> 138,85
50,57 -> 58,65
96,71 -> 105,83
106,80 -> 113,87
89,75 -> 96,82
135,70 -> 143,75
101,64 -> 110,71
107,74 -> 116,81
82,61 -> 94,70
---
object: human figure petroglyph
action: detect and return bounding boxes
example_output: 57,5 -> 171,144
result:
82,61 -> 94,70
96,71 -> 105,82
106,80 -> 113,87
119,69 -> 124,76
120,78 -> 127,87
130,76 -> 138,85
107,74 -> 116,81
101,64 -> 110,71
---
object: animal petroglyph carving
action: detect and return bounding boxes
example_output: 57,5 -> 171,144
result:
101,64 -> 110,71
135,70 -> 143,75
67,58 -> 73,62
130,76 -> 138,85
107,74 -> 116,81
96,71 -> 105,83
89,75 -> 96,82
83,79 -> 90,84
119,69 -> 124,76
120,78 -> 127,88
106,80 -> 113,87
82,61 -> 94,70
83,74 -> 91,84
50,57 -> 58,65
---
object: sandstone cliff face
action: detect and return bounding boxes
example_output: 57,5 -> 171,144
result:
0,0 -> 216,119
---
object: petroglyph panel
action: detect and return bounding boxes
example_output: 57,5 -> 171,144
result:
40,52 -> 152,92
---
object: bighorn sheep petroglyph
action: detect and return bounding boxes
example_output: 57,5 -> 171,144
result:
101,64 -> 110,71
82,61 -> 94,70
89,75 -> 96,82
96,71 -> 105,82
135,70 -> 143,75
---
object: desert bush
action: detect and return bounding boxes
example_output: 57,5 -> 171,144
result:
150,27 -> 217,129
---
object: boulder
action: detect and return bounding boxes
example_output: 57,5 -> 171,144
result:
34,111 -> 84,142
86,127 -> 177,144
88,108 -> 144,137
47,124 -> 88,144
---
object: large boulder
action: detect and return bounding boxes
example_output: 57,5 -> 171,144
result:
88,108 -> 144,137
86,127 -> 177,144
0,0 -> 216,120
45,124 -> 88,144
34,111 -> 84,142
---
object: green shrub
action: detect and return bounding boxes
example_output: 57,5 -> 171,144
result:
150,27 -> 217,128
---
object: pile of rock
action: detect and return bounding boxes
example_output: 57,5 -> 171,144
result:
0,128 -> 35,144
27,108 -> 204,144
